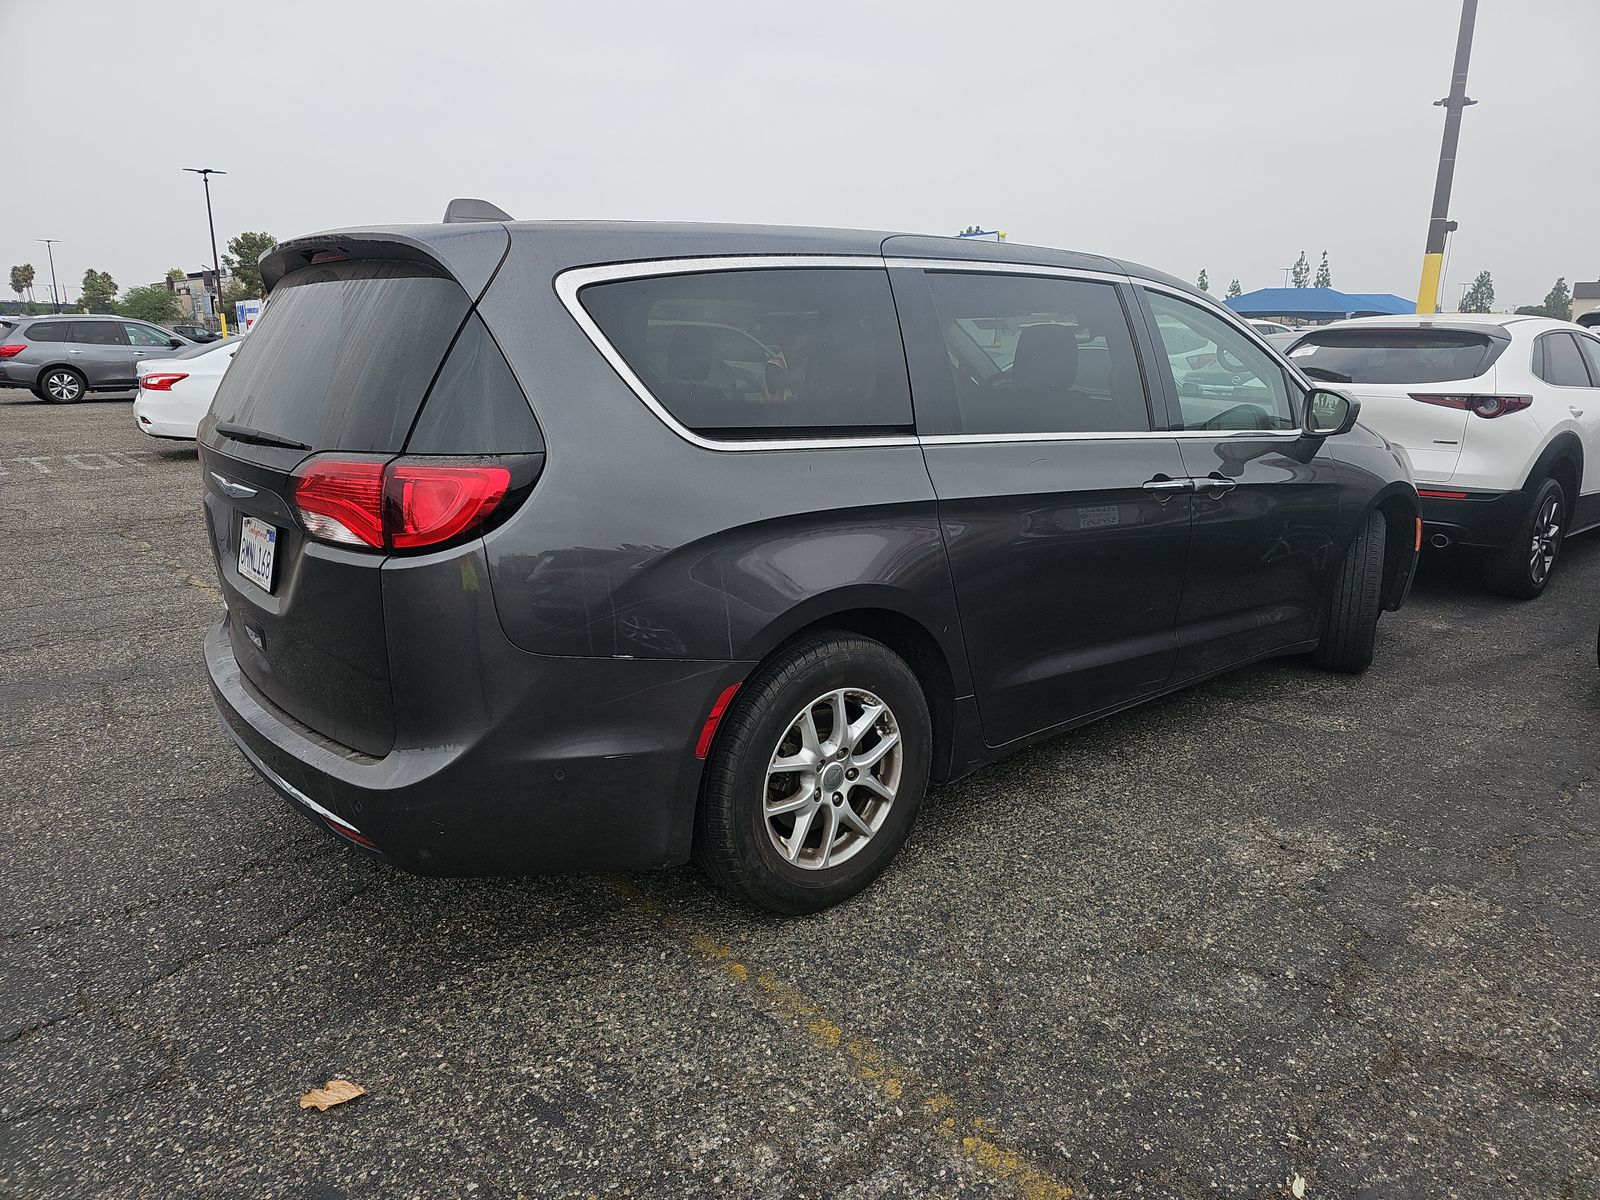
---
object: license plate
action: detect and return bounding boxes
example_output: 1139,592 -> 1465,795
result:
238,516 -> 277,593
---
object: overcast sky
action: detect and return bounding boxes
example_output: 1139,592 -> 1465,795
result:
3,0 -> 1595,309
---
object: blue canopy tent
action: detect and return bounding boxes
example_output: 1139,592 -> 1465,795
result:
1224,287 -> 1414,321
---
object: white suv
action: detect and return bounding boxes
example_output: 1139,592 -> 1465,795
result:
1285,314 -> 1600,597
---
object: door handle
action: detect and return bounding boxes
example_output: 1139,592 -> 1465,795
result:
1142,475 -> 1195,502
1193,474 -> 1238,498
1570,406 -> 1585,417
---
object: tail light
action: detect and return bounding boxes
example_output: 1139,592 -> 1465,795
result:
139,372 -> 189,391
290,456 -> 521,552
0,344 -> 25,359
1410,393 -> 1532,419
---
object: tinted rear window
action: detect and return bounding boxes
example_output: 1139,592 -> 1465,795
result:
209,260 -> 471,452
580,268 -> 912,438
1286,329 -> 1496,384
1537,333 -> 1594,388
24,320 -> 71,342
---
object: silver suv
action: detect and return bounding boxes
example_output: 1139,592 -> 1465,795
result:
0,315 -> 192,402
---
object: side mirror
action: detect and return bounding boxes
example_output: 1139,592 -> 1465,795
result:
764,359 -> 788,397
169,337 -> 184,349
1304,387 -> 1360,437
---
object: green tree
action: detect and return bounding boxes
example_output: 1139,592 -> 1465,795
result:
1290,251 -> 1310,288
10,263 -> 35,303
1225,279 -> 1242,299
1196,268 -> 1209,292
117,284 -> 183,325
221,278 -> 253,308
79,269 -> 118,313
165,267 -> 186,283
1313,251 -> 1332,289
1540,277 -> 1572,321
1459,270 -> 1495,313
222,231 -> 277,297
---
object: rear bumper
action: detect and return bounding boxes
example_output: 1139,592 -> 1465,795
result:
205,617 -> 746,875
133,393 -> 199,439
1419,488 -> 1525,549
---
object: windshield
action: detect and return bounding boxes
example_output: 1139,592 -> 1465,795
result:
1287,329 -> 1496,384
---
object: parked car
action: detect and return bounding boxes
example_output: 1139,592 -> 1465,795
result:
0,315 -> 191,402
134,339 -> 243,439
171,324 -> 222,344
199,217 -> 1418,914
1284,314 -> 1600,597
1249,320 -> 1299,336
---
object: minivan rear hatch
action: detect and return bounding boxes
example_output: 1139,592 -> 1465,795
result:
199,257 -> 479,756
1286,326 -> 1508,482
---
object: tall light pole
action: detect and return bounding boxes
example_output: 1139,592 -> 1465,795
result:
183,167 -> 228,334
37,239 -> 61,313
1415,0 -> 1478,314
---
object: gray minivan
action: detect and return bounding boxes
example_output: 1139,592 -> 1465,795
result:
0,314 -> 191,401
199,211 -> 1419,913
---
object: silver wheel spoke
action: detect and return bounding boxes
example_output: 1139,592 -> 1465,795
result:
766,789 -> 813,817
837,803 -> 875,837
826,690 -> 848,744
768,749 -> 818,775
783,804 -> 818,863
846,701 -> 885,747
798,709 -> 822,757
855,773 -> 896,802
852,731 -> 900,768
816,803 -> 840,868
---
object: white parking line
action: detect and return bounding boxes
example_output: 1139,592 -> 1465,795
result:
0,450 -> 162,477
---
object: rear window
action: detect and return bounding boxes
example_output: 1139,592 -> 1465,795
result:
1536,333 -> 1594,388
24,320 -> 70,343
579,268 -> 912,438
1286,329 -> 1496,384
209,260 -> 472,452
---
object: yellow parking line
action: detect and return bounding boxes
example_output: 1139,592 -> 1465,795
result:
625,884 -> 1073,1200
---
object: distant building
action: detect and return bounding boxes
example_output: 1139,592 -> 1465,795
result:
161,270 -> 223,321
1573,281 -> 1600,325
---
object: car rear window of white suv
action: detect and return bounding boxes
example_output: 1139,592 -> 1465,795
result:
1287,329 -> 1497,384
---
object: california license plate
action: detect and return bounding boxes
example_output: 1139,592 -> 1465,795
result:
238,516 -> 277,593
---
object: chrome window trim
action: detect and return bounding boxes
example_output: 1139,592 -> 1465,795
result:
556,254 -> 1307,450
555,255 -> 918,453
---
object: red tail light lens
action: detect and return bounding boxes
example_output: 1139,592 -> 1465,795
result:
291,459 -> 386,548
139,372 -> 189,391
1410,393 -> 1532,419
290,457 -> 513,551
387,462 -> 510,549
0,344 -> 25,359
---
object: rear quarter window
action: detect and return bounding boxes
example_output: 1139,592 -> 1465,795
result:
1287,329 -> 1497,384
23,320 -> 71,343
209,260 -> 473,452
579,267 -> 912,439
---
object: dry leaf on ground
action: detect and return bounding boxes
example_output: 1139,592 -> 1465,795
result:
299,1079 -> 366,1111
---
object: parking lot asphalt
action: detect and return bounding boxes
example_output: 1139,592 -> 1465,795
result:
1,394 -> 1596,1200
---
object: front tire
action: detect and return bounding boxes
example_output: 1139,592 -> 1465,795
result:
1483,477 -> 1564,600
1312,510 -> 1386,673
36,367 -> 87,404
694,632 -> 931,914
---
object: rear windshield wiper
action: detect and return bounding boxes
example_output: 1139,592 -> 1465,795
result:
1299,365 -> 1353,384
215,422 -> 311,451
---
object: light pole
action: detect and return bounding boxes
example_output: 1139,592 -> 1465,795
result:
1415,0 -> 1478,313
183,167 -> 228,334
37,239 -> 61,313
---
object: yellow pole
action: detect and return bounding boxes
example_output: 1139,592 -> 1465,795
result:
219,309 -> 229,337
1415,0 -> 1477,314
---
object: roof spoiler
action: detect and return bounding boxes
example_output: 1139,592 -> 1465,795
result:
443,198 -> 514,223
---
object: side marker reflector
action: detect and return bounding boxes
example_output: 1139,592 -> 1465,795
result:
695,683 -> 743,760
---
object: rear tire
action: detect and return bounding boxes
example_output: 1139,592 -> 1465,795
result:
36,367 -> 86,404
694,632 -> 931,915
1312,510 -> 1386,674
1483,477 -> 1564,600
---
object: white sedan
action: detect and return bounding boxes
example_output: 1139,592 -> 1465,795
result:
133,339 -> 242,440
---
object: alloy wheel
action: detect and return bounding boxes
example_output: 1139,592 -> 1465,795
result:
763,687 -> 902,870
45,371 -> 82,402
1529,494 -> 1562,585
